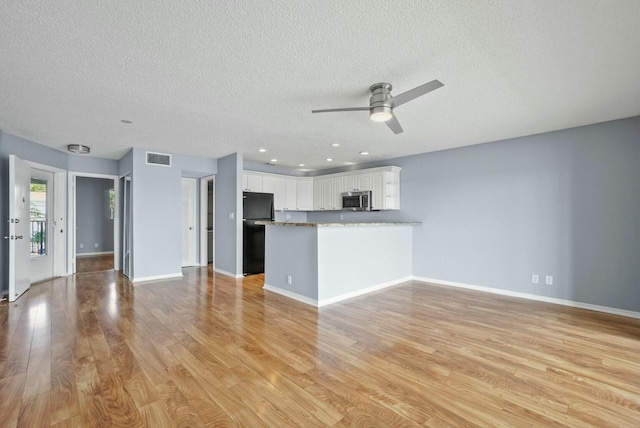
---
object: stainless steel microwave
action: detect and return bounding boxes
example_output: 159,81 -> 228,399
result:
342,191 -> 371,211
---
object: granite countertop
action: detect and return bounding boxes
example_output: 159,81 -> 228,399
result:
255,221 -> 422,227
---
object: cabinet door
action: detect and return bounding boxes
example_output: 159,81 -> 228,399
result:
313,179 -> 324,210
284,179 -> 297,211
357,173 -> 372,191
371,171 -> 384,210
262,175 -> 275,194
343,174 -> 358,191
273,178 -> 285,211
322,179 -> 333,210
296,179 -> 313,211
332,176 -> 344,209
242,173 -> 248,191
247,174 -> 263,192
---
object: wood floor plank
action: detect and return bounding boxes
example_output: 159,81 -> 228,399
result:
0,268 -> 637,427
0,374 -> 26,428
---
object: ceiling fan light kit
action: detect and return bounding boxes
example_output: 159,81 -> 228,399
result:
67,144 -> 91,154
312,79 -> 444,134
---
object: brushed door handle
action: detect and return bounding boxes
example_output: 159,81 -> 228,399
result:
15,235 -> 24,240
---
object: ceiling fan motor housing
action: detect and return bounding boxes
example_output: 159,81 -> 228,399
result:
369,82 -> 393,118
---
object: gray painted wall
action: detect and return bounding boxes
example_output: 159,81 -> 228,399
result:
308,116 -> 640,312
214,153 -> 243,275
76,177 -> 114,254
128,148 -> 217,279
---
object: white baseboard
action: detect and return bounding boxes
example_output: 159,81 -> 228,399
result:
263,284 -> 318,306
132,273 -> 183,283
264,276 -> 413,308
214,268 -> 244,279
77,251 -> 114,257
413,276 -> 640,320
318,276 -> 414,307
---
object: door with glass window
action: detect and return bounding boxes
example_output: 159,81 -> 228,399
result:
30,169 -> 54,283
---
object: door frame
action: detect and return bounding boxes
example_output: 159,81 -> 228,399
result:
67,172 -> 120,274
199,176 -> 215,267
26,160 -> 67,278
121,175 -> 132,278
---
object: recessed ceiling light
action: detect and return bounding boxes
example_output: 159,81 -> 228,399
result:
330,143 -> 341,148
299,163 -> 305,167
270,158 -> 278,163
326,158 -> 333,162
359,151 -> 369,155
121,119 -> 133,124
67,144 -> 90,155
258,148 -> 266,152
344,162 -> 355,165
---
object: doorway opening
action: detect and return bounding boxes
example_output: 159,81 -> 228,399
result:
200,176 -> 215,269
68,173 -> 119,275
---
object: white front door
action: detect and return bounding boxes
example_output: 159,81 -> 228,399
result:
181,178 -> 196,267
30,169 -> 54,283
9,155 -> 31,301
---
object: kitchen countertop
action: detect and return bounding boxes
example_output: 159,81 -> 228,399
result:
255,221 -> 422,227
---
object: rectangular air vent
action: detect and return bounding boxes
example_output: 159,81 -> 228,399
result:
146,152 -> 171,167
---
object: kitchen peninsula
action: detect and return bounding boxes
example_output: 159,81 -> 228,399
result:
258,221 -> 420,307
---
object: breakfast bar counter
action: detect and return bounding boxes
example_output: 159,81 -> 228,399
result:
257,221 -> 420,307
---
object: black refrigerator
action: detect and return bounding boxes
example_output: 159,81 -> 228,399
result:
243,192 -> 274,276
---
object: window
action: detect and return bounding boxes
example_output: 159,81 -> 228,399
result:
30,179 -> 47,256
109,189 -> 115,219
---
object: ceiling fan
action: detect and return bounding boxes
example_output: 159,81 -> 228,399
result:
311,79 -> 444,134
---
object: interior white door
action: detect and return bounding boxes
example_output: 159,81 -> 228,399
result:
181,178 -> 197,267
8,155 -> 32,302
30,169 -> 54,283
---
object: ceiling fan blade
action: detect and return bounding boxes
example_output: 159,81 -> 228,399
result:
387,80 -> 444,109
385,114 -> 403,134
311,107 -> 369,113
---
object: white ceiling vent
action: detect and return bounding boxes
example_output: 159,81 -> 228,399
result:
146,152 -> 171,167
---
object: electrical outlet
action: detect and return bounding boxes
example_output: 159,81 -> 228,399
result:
340,214 -> 344,220
229,212 -> 234,220
286,213 -> 291,220
95,243 -> 99,248
286,275 -> 292,285
531,274 -> 539,284
79,243 -> 84,249
545,275 -> 553,285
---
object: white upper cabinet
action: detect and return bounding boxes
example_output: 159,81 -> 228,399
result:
262,175 -> 275,194
296,178 -> 314,211
313,177 -> 340,210
313,179 -> 324,210
243,165 -> 399,211
273,178 -> 285,211
242,172 -> 263,192
343,172 -> 372,191
284,178 -> 297,211
332,176 -> 344,209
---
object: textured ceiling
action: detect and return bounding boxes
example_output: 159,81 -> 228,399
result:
1,1 -> 639,171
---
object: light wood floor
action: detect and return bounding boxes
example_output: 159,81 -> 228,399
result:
76,254 -> 114,274
1,268 -> 638,427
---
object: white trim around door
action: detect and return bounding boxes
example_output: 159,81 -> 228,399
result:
199,176 -> 215,267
